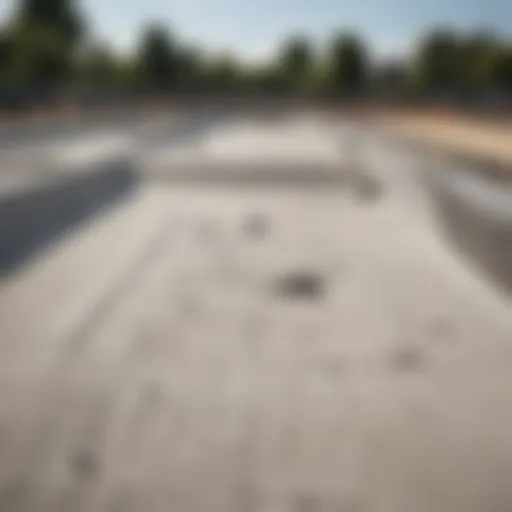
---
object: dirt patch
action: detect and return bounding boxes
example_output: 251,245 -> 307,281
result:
242,213 -> 269,239
273,270 -> 326,300
389,345 -> 425,372
366,110 -> 512,181
350,171 -> 384,202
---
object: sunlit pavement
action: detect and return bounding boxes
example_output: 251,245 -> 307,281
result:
0,111 -> 511,512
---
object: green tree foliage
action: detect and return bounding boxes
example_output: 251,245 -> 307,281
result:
410,29 -> 512,98
0,31 -> 13,76
373,60 -> 410,97
136,23 -> 178,90
246,64 -> 288,95
0,0 -> 84,89
203,54 -> 242,93
456,33 -> 497,93
8,24 -> 72,85
0,1 -> 511,103
16,0 -> 84,47
413,29 -> 461,93
487,46 -> 512,90
77,44 -> 118,86
327,33 -> 368,95
278,35 -> 314,92
174,45 -> 202,91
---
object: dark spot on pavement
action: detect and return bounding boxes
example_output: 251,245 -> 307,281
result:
292,492 -> 364,512
71,450 -> 98,479
0,480 -> 29,510
355,173 -> 383,202
390,346 -> 425,372
429,316 -> 454,342
243,214 -> 269,239
274,271 -> 325,300
293,493 -> 320,512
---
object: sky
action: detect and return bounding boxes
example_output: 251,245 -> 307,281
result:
1,0 -> 512,62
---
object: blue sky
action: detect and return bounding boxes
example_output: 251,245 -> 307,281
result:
1,0 -> 512,61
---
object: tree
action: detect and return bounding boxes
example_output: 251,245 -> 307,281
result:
327,33 -> 368,95
486,45 -> 512,91
15,0 -> 84,47
136,23 -> 178,90
0,0 -> 85,90
203,54 -> 241,93
450,32 -> 497,95
8,24 -> 72,85
0,31 -> 13,76
77,44 -> 118,86
114,56 -> 141,90
373,59 -> 409,97
247,64 -> 288,96
174,45 -> 202,92
279,35 -> 314,91
413,28 -> 460,95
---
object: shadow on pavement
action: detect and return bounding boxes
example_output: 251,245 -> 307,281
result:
424,162 -> 512,295
136,111 -> 223,150
0,161 -> 139,277
149,163 -> 349,189
0,119 -> 103,150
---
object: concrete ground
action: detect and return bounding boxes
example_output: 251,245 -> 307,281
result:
0,110 -> 511,512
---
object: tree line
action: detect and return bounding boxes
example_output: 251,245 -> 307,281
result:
0,0 -> 511,107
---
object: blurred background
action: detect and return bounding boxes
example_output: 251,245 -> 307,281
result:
0,0 -> 510,112
0,2 -> 512,512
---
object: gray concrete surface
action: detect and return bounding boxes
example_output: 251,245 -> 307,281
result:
0,111 -> 511,512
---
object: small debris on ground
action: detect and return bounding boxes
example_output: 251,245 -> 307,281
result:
273,270 -> 325,300
243,213 -> 269,239
390,346 -> 425,372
